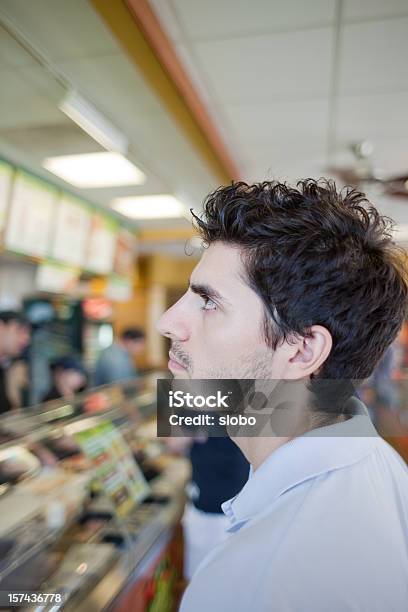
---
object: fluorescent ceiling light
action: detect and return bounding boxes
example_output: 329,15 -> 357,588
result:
59,90 -> 128,155
112,195 -> 185,219
43,152 -> 146,188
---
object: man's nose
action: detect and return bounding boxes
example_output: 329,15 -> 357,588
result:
156,299 -> 190,342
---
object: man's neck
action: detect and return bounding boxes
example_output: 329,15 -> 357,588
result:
243,436 -> 292,471
236,413 -> 349,471
232,379 -> 352,471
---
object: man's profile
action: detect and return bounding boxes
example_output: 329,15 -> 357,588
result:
157,179 -> 408,611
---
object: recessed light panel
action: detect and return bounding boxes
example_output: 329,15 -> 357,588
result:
43,152 -> 146,188
112,195 -> 185,219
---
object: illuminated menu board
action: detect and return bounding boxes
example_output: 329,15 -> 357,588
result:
4,170 -> 57,257
0,160 -> 13,238
52,194 -> 91,266
86,214 -> 118,274
36,261 -> 79,294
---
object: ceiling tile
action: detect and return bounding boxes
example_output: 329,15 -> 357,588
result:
18,64 -> 65,102
194,28 -> 334,104
0,0 -> 120,61
172,0 -> 336,40
344,0 -> 408,21
246,158 -> 327,183
57,54 -> 165,119
243,140 -> 327,182
80,176 -> 169,203
0,124 -> 103,158
336,92 -> 408,145
227,99 -> 329,145
0,25 -> 38,68
0,68 -> 64,130
124,114 -> 218,202
339,18 -> 408,95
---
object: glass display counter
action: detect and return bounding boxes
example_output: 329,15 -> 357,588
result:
0,378 -> 190,611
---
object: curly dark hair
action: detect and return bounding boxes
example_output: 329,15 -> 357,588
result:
192,179 -> 408,380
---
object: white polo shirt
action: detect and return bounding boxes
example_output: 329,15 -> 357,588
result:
180,403 -> 408,611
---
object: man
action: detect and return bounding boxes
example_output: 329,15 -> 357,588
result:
157,180 -> 408,611
0,311 -> 31,413
42,355 -> 87,402
93,327 -> 145,386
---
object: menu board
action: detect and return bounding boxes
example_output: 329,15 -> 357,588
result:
86,214 -> 118,274
4,170 -> 57,257
74,420 -> 149,517
36,261 -> 79,294
52,194 -> 91,266
114,229 -> 136,277
0,160 -> 13,237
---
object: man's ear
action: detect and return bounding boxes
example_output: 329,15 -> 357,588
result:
287,325 -> 332,378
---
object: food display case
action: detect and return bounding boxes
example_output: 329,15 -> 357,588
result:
0,379 -> 189,611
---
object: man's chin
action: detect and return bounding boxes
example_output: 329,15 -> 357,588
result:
170,369 -> 191,379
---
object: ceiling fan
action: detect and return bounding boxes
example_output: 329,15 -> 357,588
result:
328,141 -> 408,198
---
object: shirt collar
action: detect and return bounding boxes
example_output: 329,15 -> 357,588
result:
222,398 -> 378,531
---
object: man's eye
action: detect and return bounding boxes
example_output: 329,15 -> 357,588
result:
200,295 -> 217,311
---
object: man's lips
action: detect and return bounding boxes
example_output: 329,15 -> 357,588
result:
168,352 -> 187,370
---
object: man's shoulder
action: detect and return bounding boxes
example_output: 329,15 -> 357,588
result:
253,438 -> 408,566
374,435 -> 408,471
223,437 -> 408,553
183,438 -> 408,612
98,343 -> 122,360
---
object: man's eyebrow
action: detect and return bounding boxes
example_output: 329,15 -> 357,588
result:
189,282 -> 226,303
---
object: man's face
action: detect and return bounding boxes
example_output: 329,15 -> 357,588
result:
56,369 -> 86,394
0,321 -> 31,359
157,242 -> 291,380
124,339 -> 145,356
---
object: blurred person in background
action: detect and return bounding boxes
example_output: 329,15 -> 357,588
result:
166,435 -> 248,580
0,311 -> 31,413
360,342 -> 401,424
93,327 -> 145,386
42,355 -> 87,402
5,359 -> 29,409
397,319 -> 408,368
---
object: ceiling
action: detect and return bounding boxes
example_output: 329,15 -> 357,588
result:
151,0 -> 408,225
0,0 -> 408,235
0,0 -> 220,229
